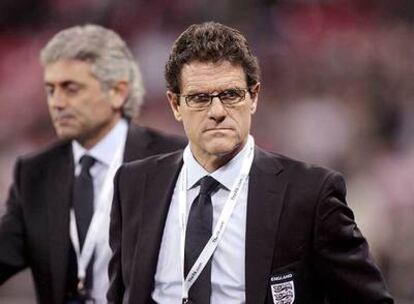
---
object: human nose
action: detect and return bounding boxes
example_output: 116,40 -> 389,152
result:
48,88 -> 67,108
207,96 -> 226,121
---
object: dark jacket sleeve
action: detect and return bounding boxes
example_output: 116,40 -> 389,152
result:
0,159 -> 28,283
107,167 -> 125,303
314,172 -> 394,303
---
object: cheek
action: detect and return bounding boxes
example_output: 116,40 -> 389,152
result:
47,102 -> 54,114
76,96 -> 106,117
181,113 -> 202,135
182,119 -> 198,140
232,110 -> 251,131
234,117 -> 251,141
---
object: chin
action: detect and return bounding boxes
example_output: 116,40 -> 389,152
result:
55,127 -> 79,140
206,140 -> 241,157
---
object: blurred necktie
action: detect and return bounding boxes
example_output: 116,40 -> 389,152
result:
68,154 -> 95,298
73,155 -> 95,248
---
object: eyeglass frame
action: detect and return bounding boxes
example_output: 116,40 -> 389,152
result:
175,88 -> 253,109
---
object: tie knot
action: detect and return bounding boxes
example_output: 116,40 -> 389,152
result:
79,155 -> 95,172
199,176 -> 220,195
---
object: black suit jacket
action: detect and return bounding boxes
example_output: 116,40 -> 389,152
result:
108,147 -> 393,304
0,124 -> 186,304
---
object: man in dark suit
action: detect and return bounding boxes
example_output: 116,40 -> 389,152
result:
0,25 -> 185,304
108,22 -> 393,304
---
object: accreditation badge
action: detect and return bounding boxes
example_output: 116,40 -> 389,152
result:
67,294 -> 95,304
67,279 -> 96,304
270,272 -> 295,304
66,298 -> 95,304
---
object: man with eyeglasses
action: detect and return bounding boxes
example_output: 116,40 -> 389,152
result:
108,22 -> 393,304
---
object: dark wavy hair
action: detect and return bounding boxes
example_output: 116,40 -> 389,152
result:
165,21 -> 260,93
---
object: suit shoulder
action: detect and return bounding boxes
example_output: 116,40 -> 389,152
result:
276,152 -> 346,198
258,149 -> 347,215
130,125 -> 186,151
283,154 -> 338,177
121,149 -> 182,175
141,126 -> 185,144
258,148 -> 342,185
17,140 -> 71,168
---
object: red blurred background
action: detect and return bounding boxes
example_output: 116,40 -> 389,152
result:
0,1 -> 413,303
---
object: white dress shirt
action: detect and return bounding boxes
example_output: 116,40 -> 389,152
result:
72,118 -> 128,304
152,139 -> 252,304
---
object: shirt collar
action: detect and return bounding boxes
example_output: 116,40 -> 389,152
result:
72,118 -> 128,167
183,135 -> 253,191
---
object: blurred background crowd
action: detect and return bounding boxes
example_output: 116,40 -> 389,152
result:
0,0 -> 413,303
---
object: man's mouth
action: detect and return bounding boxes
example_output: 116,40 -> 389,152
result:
54,114 -> 74,124
204,127 -> 233,132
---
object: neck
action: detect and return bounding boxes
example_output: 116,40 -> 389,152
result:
198,153 -> 236,173
78,116 -> 122,150
191,140 -> 247,173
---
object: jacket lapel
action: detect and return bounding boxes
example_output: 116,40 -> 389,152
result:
245,148 -> 287,304
123,124 -> 150,162
129,151 -> 183,302
46,143 -> 74,303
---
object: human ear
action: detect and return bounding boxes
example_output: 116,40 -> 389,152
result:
109,80 -> 129,110
167,91 -> 182,121
249,83 -> 260,114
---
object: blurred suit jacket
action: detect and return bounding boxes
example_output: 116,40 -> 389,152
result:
0,124 -> 186,304
108,147 -> 393,304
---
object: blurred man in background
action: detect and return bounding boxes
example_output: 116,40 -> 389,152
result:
0,24 -> 185,304
108,21 -> 393,304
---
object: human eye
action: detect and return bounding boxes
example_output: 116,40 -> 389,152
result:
219,89 -> 243,103
186,93 -> 211,106
44,84 -> 54,97
63,82 -> 82,95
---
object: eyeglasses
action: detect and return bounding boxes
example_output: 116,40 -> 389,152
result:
177,88 -> 250,109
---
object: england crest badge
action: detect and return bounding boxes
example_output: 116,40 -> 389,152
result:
270,273 -> 295,304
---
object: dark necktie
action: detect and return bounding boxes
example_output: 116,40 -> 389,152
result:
185,176 -> 220,304
73,155 -> 95,248
67,155 -> 95,300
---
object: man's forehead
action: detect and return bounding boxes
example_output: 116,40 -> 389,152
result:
180,60 -> 247,92
43,59 -> 95,83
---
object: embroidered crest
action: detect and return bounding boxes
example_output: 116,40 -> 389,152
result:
270,273 -> 295,304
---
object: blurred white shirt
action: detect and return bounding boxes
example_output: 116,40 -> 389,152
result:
72,118 -> 128,304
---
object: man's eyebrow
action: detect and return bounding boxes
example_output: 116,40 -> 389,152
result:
185,90 -> 209,95
44,80 -> 83,87
62,80 -> 83,87
185,86 -> 244,95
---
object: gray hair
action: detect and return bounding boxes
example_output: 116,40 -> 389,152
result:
40,24 -> 145,119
